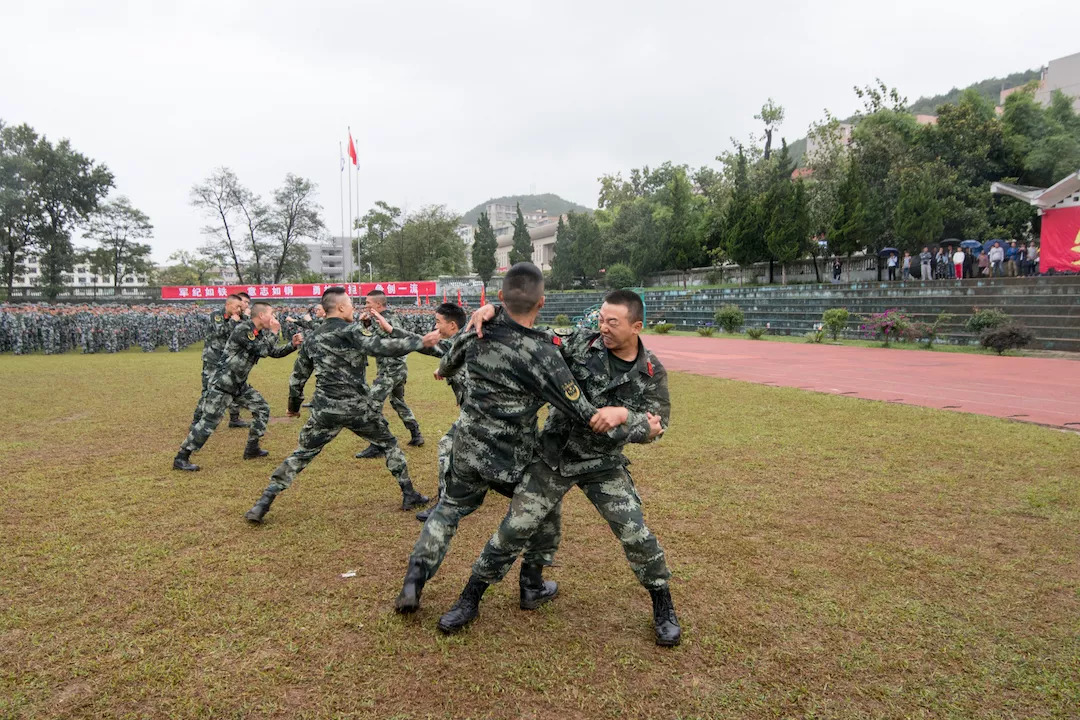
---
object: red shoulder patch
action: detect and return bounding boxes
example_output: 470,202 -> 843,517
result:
647,361 -> 654,377
552,336 -> 562,346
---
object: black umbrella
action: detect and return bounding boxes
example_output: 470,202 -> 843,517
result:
939,238 -> 961,246
960,239 -> 982,249
878,247 -> 899,256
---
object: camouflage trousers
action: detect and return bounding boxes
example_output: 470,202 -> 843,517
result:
472,460 -> 671,589
267,407 -> 412,494
181,385 -> 268,453
407,453 -> 560,582
371,372 -> 417,427
191,365 -> 243,426
435,422 -> 457,498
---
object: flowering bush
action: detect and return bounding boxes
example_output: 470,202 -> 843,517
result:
859,309 -> 912,347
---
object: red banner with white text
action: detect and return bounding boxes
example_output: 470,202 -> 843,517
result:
160,281 -> 438,301
1040,206 -> 1080,273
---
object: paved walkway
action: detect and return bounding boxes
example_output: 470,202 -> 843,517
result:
643,335 -> 1080,430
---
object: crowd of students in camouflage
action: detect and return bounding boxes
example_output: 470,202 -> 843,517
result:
0,302 -> 438,356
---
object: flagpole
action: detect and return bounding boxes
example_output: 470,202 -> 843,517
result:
339,142 -> 345,240
347,129 -> 353,279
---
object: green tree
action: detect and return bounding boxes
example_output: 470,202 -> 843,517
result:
0,122 -> 41,297
509,202 -> 532,265
33,136 -> 114,299
893,166 -> 944,252
724,151 -> 768,284
471,211 -> 497,289
83,196 -> 154,292
366,204 -> 463,280
266,173 -> 322,283
657,167 -> 704,287
766,177 -> 810,285
550,213 -> 575,288
755,99 -> 786,160
190,168 -> 247,284
164,250 -> 216,285
357,201 -> 402,271
829,161 -> 870,281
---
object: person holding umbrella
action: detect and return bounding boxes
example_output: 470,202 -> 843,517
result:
886,251 -> 899,281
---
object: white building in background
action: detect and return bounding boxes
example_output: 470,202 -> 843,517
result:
495,217 -> 561,272
456,224 -> 475,268
302,236 -> 357,283
1001,50 -> 1080,114
12,255 -> 149,290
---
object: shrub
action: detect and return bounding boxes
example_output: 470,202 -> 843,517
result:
822,308 -> 850,341
705,269 -> 722,285
746,327 -> 766,339
904,312 -> 952,348
553,314 -> 571,326
980,324 -> 1034,355
653,323 -> 674,334
696,326 -> 715,337
714,304 -> 745,334
859,309 -> 912,348
806,328 -> 825,343
966,308 -> 1010,334
605,263 -> 636,289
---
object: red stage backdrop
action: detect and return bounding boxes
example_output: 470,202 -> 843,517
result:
161,281 -> 437,301
1040,206 -> 1080,273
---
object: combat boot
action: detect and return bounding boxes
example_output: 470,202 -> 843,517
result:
649,586 -> 682,647
355,444 -> 384,459
244,489 -> 277,523
405,420 -> 425,447
243,438 -> 269,459
400,482 -> 430,512
228,411 -> 250,429
415,489 -> 440,521
437,576 -> 489,634
519,563 -> 558,610
395,560 -> 427,613
172,449 -> 200,472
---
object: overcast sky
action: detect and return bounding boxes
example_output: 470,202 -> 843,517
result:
1,1 -> 1076,263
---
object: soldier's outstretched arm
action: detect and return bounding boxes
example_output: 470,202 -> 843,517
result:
437,331 -> 474,378
342,323 -> 436,357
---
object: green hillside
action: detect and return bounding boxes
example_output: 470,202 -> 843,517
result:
460,193 -> 591,226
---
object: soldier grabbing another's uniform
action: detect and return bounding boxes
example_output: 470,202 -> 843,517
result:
243,287 -> 441,523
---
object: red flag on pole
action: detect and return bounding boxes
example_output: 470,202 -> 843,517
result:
416,294 -> 421,307
425,295 -> 430,306
457,289 -> 462,304
347,129 -> 358,166
443,288 -> 447,302
480,286 -> 486,306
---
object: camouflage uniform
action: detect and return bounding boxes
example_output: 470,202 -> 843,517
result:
264,317 -> 427,497
471,326 -> 672,589
191,310 -> 241,426
368,308 -> 418,429
180,320 -> 296,453
405,311 -> 628,583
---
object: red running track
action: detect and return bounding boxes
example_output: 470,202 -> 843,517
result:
643,335 -> 1080,430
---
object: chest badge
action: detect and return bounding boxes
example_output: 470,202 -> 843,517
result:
247,331 -> 257,341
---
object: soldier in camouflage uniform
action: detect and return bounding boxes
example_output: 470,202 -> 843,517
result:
394,263 -> 633,623
413,302 -> 468,523
355,291 -> 424,458
442,290 -> 679,645
173,301 -> 302,471
191,295 -> 249,428
243,289 -> 441,523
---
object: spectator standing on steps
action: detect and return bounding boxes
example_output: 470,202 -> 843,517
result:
952,248 -> 965,279
920,247 -> 933,281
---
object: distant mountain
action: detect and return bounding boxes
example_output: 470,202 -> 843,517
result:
460,193 -> 591,226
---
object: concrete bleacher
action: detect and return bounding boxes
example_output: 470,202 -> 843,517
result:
536,277 -> 1080,352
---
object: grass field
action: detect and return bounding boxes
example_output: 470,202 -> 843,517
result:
2,346 -> 1079,719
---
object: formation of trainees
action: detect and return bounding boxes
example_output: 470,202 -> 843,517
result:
170,264 -> 681,646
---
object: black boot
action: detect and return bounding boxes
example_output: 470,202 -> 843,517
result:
243,438 -> 269,460
355,444 -> 384,459
519,563 -> 558,610
415,489 -> 440,521
228,411 -> 250,429
395,560 -> 427,613
400,482 -> 430,512
405,420 -> 425,447
172,448 -> 200,472
244,489 -> 277,523
649,586 -> 682,647
438,576 -> 489,634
